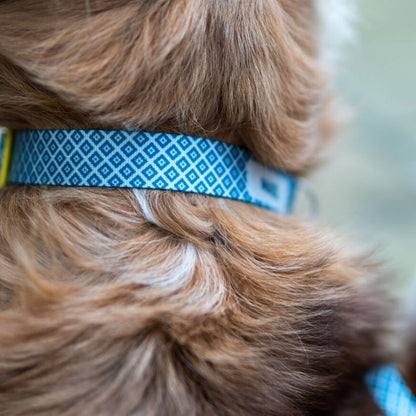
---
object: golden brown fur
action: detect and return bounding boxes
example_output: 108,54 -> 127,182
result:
0,1 -> 397,415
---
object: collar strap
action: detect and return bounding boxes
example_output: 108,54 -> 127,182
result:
367,366 -> 416,416
0,129 -> 297,214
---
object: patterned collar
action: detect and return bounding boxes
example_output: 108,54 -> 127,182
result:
367,366 -> 416,416
0,129 -> 297,214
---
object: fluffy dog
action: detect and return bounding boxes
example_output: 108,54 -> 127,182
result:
0,1 -> 400,415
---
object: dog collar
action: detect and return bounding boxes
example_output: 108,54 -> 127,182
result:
0,129 -> 297,214
367,366 -> 416,416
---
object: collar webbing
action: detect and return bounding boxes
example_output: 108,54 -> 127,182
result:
366,366 -> 416,416
0,129 -> 298,214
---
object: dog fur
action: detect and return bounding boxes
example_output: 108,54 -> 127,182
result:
0,1 -> 401,415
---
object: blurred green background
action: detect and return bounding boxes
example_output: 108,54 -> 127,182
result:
312,0 -> 416,284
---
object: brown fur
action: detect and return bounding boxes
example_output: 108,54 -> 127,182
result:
402,300 -> 416,396
0,1 -> 396,415
404,337 -> 416,397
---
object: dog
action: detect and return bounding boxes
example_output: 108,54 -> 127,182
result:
0,1 -> 406,415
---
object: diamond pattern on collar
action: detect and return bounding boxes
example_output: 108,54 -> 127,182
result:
8,130 -> 297,214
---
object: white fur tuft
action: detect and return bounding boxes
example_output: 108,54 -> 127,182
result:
133,189 -> 160,226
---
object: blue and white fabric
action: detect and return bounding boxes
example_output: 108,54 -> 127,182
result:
367,366 -> 416,416
6,129 -> 297,214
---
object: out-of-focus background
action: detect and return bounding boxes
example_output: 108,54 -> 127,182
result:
312,0 -> 416,286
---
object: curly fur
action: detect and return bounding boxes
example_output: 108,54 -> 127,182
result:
0,1 -> 399,415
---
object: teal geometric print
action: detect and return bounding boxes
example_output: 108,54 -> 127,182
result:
367,366 -> 416,416
8,130 -> 297,214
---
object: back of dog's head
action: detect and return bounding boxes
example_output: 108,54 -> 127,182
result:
0,0 -> 339,172
0,1 -> 392,415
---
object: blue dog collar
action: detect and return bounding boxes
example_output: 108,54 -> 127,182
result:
367,366 -> 416,416
1,129 -> 298,214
